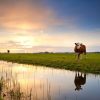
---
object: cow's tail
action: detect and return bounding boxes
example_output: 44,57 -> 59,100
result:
84,45 -> 86,55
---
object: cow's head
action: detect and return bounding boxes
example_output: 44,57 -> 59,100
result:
75,43 -> 81,49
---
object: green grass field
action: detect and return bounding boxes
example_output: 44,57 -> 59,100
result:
0,53 -> 100,74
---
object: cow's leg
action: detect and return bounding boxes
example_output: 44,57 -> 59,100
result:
75,53 -> 78,60
80,52 -> 86,60
78,53 -> 80,60
80,54 -> 83,60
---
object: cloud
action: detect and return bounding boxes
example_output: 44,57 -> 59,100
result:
0,0 -> 100,52
0,41 -> 22,49
0,0 -> 64,31
0,27 -> 100,52
24,46 -> 73,53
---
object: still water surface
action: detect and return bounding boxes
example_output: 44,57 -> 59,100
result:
0,61 -> 100,100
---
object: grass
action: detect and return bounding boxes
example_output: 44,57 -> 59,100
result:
0,53 -> 100,74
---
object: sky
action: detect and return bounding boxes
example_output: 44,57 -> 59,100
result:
0,0 -> 100,53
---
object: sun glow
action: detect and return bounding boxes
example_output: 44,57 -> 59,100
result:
18,23 -> 32,30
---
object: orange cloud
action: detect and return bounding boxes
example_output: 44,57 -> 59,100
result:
0,0 -> 63,31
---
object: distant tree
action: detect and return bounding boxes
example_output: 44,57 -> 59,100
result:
7,50 -> 10,53
44,51 -> 49,54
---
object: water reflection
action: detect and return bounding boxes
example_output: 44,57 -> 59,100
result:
0,61 -> 100,100
74,72 -> 86,91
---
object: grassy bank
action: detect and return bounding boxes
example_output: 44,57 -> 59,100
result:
0,53 -> 100,74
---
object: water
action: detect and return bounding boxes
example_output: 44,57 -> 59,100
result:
0,61 -> 100,100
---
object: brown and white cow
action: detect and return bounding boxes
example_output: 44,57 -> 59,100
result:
74,43 -> 86,60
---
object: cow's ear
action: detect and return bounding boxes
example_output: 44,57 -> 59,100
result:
75,43 -> 77,45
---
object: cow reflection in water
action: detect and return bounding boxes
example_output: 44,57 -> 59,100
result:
74,72 -> 86,91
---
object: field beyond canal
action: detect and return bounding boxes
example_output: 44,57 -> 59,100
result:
0,53 -> 100,74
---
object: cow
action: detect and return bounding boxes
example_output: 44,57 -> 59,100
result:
74,43 -> 86,60
74,72 -> 86,91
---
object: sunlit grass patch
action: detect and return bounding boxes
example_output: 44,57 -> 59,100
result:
0,53 -> 100,74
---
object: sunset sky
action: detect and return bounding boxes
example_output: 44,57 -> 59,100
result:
0,0 -> 100,53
